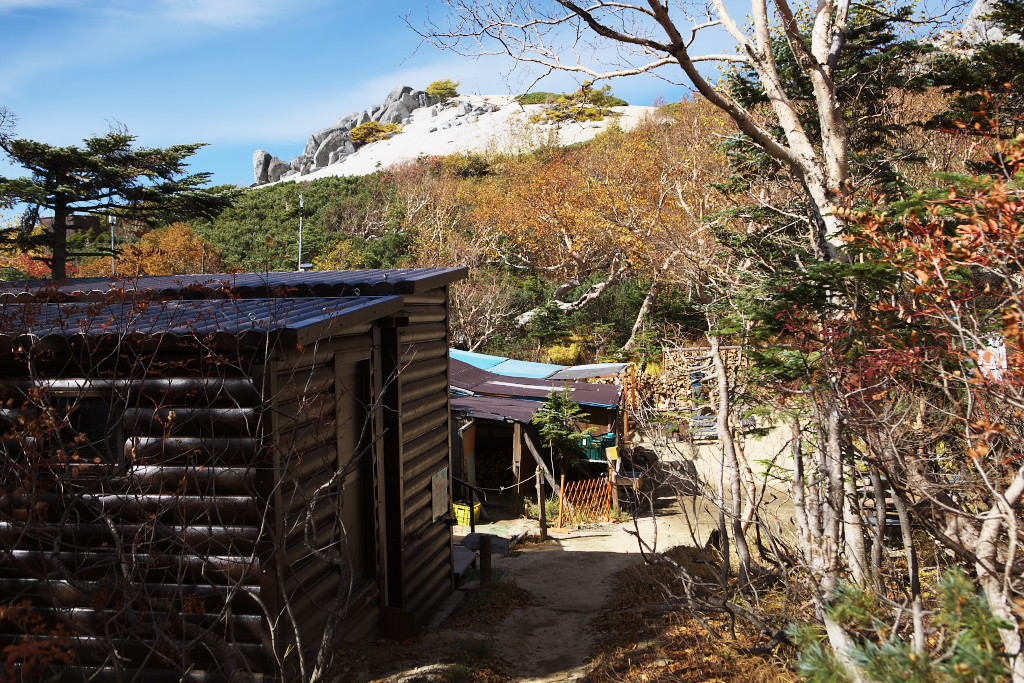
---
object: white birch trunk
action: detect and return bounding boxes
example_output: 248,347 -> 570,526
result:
711,337 -> 752,584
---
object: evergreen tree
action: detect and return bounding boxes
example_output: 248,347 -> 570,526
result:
932,0 -> 1024,138
532,387 -> 591,474
0,129 -> 234,279
721,0 -> 930,218
791,571 -> 1013,682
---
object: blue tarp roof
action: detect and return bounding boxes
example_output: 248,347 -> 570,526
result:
450,348 -> 507,370
548,363 -> 631,380
487,358 -> 565,379
450,348 -> 628,380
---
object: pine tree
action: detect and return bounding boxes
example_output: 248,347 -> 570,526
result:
932,0 -> 1024,138
532,387 -> 591,473
0,128 -> 234,279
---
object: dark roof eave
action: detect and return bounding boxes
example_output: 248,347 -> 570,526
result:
395,266 -> 469,294
0,296 -> 408,350
0,268 -> 470,302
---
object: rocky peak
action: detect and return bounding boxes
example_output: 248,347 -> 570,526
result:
253,86 -> 441,185
963,0 -> 1020,43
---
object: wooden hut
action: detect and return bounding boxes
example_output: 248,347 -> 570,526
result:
0,268 -> 466,681
448,359 -> 624,496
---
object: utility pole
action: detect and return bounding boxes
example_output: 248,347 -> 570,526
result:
297,194 -> 304,271
110,216 -> 116,277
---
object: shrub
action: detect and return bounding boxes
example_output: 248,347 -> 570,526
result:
421,152 -> 492,179
426,79 -> 460,101
350,121 -> 402,148
515,92 -> 561,105
528,84 -> 629,124
315,230 -> 411,270
547,343 -> 583,365
525,494 -> 562,521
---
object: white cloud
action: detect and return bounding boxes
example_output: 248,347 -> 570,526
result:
158,0 -> 313,26
0,0 -> 78,11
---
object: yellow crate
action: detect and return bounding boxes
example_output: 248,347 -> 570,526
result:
453,502 -> 481,526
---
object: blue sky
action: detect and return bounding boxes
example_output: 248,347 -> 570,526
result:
0,0 -> 697,188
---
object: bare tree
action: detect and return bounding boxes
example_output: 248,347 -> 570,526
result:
417,0 -> 879,258
450,271 -> 518,351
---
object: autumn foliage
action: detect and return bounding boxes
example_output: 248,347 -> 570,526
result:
743,134 -> 1024,677
76,223 -> 223,277
0,251 -> 65,280
0,601 -> 73,681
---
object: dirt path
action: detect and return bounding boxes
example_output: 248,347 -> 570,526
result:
337,445 -> 714,682
464,529 -> 637,681
420,506 -> 696,682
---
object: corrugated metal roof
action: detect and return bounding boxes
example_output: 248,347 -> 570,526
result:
450,395 -> 543,424
489,359 -> 565,378
449,348 -> 628,380
0,296 -> 404,348
449,359 -> 620,408
450,348 -> 565,377
547,362 -> 630,380
0,268 -> 468,301
449,360 -> 495,393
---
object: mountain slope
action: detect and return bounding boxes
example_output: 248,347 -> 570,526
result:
254,88 -> 656,185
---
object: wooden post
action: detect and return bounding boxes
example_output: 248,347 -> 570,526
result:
480,534 -> 492,586
536,466 -> 548,541
513,422 -> 524,496
630,364 -> 637,440
523,429 -> 561,497
609,458 -> 619,513
623,368 -> 630,442
557,474 -> 566,528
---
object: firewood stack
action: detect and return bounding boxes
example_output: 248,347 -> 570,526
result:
634,346 -> 745,412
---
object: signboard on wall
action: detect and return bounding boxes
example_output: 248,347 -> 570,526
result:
431,467 -> 449,521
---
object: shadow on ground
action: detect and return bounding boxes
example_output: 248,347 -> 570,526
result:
335,485 -> 701,682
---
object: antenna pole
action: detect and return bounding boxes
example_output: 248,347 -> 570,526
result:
297,194 -> 304,271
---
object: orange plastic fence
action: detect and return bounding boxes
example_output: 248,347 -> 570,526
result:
558,476 -> 613,527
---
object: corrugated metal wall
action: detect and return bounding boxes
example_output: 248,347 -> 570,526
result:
397,288 -> 454,619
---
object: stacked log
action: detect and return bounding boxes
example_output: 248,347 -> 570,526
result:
586,346 -> 746,423
634,346 -> 745,412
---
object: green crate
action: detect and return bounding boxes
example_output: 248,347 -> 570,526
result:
453,501 -> 481,526
577,434 -> 600,461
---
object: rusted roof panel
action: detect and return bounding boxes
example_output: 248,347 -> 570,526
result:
449,359 -> 620,408
450,395 -> 543,424
0,267 -> 469,301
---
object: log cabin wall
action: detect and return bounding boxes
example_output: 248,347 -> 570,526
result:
0,323 -> 442,681
264,324 -> 387,680
0,269 -> 467,680
0,346 -> 273,682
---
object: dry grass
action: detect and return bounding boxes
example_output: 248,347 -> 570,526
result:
443,580 -> 536,630
341,637 -> 516,683
583,546 -> 798,683
335,581 -> 533,682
